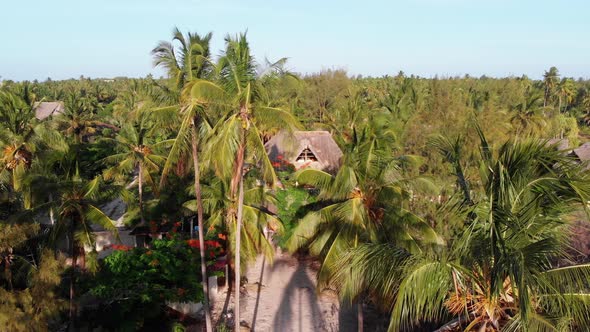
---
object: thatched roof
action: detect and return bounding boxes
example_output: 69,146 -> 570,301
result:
546,138 -> 570,152
33,101 -> 64,120
573,142 -> 590,168
265,131 -> 343,173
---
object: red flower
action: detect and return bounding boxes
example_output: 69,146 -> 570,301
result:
218,233 -> 226,240
111,244 -> 132,251
277,155 -> 284,160
187,239 -> 200,248
205,240 -> 221,248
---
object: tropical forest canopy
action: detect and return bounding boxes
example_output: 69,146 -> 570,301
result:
2,29 -> 590,331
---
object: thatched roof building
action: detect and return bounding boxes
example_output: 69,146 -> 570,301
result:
572,142 -> 590,169
546,138 -> 570,152
33,101 -> 64,120
265,131 -> 343,173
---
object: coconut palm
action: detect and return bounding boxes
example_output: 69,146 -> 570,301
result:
152,27 -> 213,92
581,91 -> 590,126
543,67 -> 559,108
557,78 -> 576,113
331,129 -> 590,331
152,28 -> 215,332
509,90 -> 545,136
102,110 -> 168,224
0,90 -> 67,208
192,33 -> 299,330
54,92 -> 102,144
286,117 -> 440,331
30,174 -> 119,330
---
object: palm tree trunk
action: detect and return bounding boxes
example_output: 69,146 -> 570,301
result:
49,194 -> 55,225
191,122 -> 212,332
233,111 -> 248,332
4,254 -> 12,290
69,218 -> 77,331
544,86 -> 549,107
234,168 -> 245,332
138,163 -> 144,224
357,302 -> 364,332
353,234 -> 363,332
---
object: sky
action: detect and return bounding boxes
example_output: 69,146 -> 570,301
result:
1,0 -> 589,81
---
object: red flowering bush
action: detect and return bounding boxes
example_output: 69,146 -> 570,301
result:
185,239 -> 224,260
110,244 -> 132,251
271,154 -> 295,172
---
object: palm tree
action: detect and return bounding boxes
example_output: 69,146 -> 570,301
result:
508,90 -> 545,136
331,129 -> 590,331
0,90 -> 67,208
581,91 -> 590,126
152,27 -> 215,332
194,33 -> 299,330
557,78 -> 575,113
55,92 -> 100,144
32,174 -> 118,330
152,27 -> 213,92
543,67 -> 559,108
286,116 -> 440,331
102,111 -> 168,224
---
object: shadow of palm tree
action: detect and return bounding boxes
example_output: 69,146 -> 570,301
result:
268,257 -> 326,332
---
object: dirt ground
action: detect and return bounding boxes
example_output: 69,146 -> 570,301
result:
210,249 -> 359,332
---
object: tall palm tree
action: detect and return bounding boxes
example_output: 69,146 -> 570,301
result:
331,129 -> 590,331
543,67 -> 559,108
152,27 -> 215,332
152,27 -> 213,92
195,33 -> 299,330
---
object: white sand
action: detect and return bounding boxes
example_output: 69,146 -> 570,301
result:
211,249 -> 357,332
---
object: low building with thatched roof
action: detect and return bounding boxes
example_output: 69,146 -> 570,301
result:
33,101 -> 64,120
572,142 -> 590,170
265,131 -> 343,173
546,138 -> 570,152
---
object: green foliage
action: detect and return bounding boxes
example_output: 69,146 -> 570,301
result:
275,185 -> 316,248
87,237 -> 204,329
4,30 -> 590,332
331,133 -> 590,331
92,237 -> 204,304
0,249 -> 66,332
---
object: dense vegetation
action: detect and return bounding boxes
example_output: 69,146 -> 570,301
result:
2,28 -> 590,331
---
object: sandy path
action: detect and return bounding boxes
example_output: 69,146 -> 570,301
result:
211,249 -> 357,332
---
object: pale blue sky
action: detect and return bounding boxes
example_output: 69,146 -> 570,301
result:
1,0 -> 589,81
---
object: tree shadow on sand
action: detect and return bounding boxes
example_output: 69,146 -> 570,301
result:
265,256 -> 326,332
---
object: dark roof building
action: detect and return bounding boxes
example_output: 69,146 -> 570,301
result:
265,131 -> 343,173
